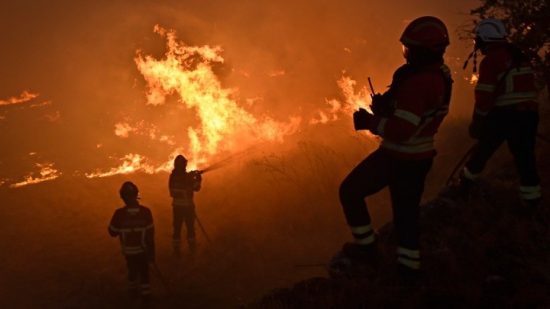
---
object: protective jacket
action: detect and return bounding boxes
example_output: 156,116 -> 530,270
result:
474,43 -> 538,116
109,205 -> 155,257
370,62 -> 453,159
169,170 -> 201,207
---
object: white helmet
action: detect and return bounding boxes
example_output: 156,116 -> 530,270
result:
475,18 -> 507,42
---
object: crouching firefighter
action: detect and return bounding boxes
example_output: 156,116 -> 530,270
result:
169,155 -> 202,254
335,16 -> 452,281
108,181 -> 155,299
455,18 -> 541,207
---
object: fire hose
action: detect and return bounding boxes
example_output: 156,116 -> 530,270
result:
152,262 -> 172,295
194,213 -> 212,245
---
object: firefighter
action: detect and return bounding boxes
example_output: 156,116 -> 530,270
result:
169,155 -> 202,254
334,16 -> 452,281
108,181 -> 155,299
455,18 -> 541,207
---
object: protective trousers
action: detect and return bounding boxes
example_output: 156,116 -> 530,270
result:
173,204 -> 196,243
125,253 -> 150,296
339,148 -> 432,269
465,109 -> 540,201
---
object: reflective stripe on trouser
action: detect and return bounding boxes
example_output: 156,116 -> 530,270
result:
397,246 -> 421,270
465,110 -> 540,191
519,185 -> 541,200
350,224 -> 375,246
125,253 -> 150,295
462,166 -> 480,181
141,284 -> 151,295
128,280 -> 139,291
173,205 -> 196,241
381,137 -> 434,154
339,148 -> 432,264
123,246 -> 145,255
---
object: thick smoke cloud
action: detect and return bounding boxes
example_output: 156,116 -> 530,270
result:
0,0 -> 477,183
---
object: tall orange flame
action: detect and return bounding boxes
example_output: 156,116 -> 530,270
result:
311,74 -> 373,125
134,25 -> 300,168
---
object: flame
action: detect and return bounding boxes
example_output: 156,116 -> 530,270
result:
337,75 -> 372,113
114,121 -> 175,145
0,91 -> 39,106
30,100 -> 52,108
114,122 -> 134,138
310,99 -> 342,124
469,74 -> 479,84
134,25 -> 300,168
85,154 -> 154,178
85,149 -> 185,178
43,111 -> 61,122
311,74 -> 373,125
268,70 -> 286,77
10,163 -> 61,188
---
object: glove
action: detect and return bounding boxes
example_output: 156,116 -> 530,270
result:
468,114 -> 486,139
370,93 -> 394,117
190,170 -> 202,181
353,108 -> 373,131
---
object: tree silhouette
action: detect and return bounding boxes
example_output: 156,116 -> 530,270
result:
469,0 -> 550,89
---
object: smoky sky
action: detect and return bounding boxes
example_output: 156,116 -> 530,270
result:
0,0 -> 479,181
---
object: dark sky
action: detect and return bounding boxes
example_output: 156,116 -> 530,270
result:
0,0 -> 480,183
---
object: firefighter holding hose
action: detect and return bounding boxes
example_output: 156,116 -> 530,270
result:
169,155 -> 202,254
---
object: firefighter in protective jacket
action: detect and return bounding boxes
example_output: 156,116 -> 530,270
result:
458,18 -> 541,206
169,155 -> 202,253
108,181 -> 155,298
335,16 -> 452,279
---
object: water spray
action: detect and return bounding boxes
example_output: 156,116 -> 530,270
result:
194,145 -> 260,175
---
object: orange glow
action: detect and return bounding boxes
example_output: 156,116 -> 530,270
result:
114,121 -> 176,145
133,25 -> 301,169
268,70 -> 286,77
10,163 -> 61,188
337,75 -> 373,113
114,122 -> 134,138
311,74 -> 374,125
469,73 -> 479,84
0,91 -> 39,106
85,154 -> 156,178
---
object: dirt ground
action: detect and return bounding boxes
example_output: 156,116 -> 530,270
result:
1,114 -> 548,308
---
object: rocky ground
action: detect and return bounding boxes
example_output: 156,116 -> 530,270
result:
255,170 -> 550,308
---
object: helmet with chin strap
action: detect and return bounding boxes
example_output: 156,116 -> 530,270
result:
400,16 -> 450,53
464,18 -> 508,73
475,18 -> 507,43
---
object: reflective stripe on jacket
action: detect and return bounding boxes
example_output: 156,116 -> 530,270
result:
372,63 -> 452,159
474,44 -> 538,116
169,171 -> 201,207
108,205 -> 155,256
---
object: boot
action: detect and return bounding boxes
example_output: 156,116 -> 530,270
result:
440,174 -> 474,202
397,263 -> 420,287
329,242 -> 379,277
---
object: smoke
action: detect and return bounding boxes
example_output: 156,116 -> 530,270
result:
0,0 -> 478,186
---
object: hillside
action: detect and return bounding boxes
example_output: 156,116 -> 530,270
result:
255,103 -> 550,308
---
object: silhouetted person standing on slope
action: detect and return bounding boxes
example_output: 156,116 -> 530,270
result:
108,181 -> 155,301
452,18 -> 541,208
169,155 -> 202,255
333,16 -> 453,283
